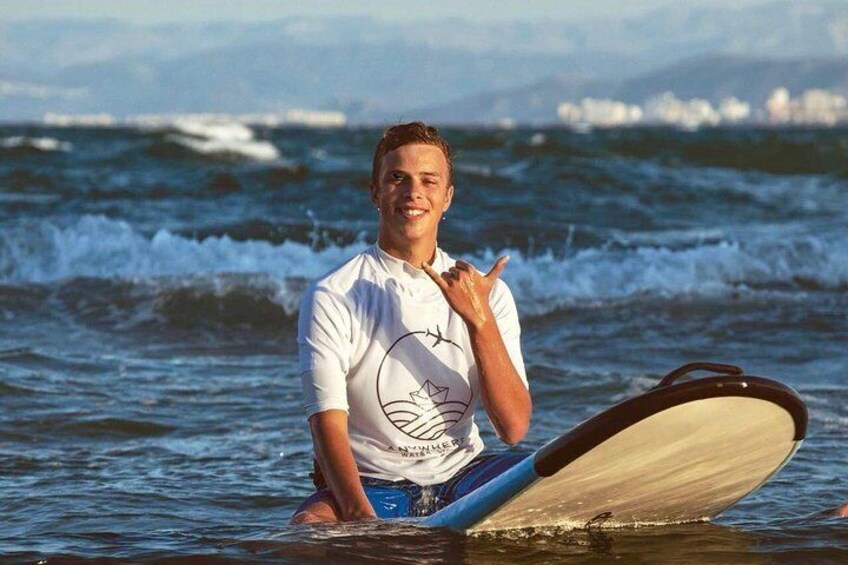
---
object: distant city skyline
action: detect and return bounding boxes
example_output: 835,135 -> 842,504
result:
2,0 -> 772,23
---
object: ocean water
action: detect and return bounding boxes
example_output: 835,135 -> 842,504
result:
1,122 -> 847,563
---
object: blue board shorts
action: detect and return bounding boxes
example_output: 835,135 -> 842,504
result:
293,450 -> 531,519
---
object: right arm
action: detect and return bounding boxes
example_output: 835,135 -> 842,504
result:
298,284 -> 375,521
309,410 -> 376,521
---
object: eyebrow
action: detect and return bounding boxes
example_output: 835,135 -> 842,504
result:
385,170 -> 442,177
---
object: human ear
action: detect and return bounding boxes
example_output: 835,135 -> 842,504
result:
443,184 -> 454,212
369,182 -> 380,206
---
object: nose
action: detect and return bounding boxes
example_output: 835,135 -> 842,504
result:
402,177 -> 425,200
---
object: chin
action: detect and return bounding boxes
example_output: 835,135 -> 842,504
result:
404,227 -> 437,242
386,223 -> 434,242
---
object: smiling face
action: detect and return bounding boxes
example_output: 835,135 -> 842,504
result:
371,143 -> 454,260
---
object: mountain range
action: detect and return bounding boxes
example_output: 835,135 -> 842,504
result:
415,56 -> 848,124
1,0 -> 847,124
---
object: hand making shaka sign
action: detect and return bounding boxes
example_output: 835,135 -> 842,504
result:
421,256 -> 510,330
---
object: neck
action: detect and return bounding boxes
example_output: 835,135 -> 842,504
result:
377,235 -> 437,267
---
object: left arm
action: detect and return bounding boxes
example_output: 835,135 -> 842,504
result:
422,257 -> 531,444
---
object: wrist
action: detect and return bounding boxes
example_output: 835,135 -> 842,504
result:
340,501 -> 376,521
466,313 -> 497,334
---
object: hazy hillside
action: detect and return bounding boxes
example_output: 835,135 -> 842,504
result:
408,75 -> 608,125
615,56 -> 848,105
1,0 -> 847,121
34,40 -> 581,116
415,56 -> 848,124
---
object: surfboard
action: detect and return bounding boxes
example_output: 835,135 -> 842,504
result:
423,362 -> 807,532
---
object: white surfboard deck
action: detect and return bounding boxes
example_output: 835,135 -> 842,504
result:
423,367 -> 807,533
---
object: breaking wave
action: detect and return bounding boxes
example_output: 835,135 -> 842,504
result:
493,236 -> 847,315
141,118 -> 280,162
0,136 -> 72,153
2,216 -> 846,322
0,215 -> 361,284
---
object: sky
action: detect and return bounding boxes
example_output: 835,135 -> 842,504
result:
2,0 -> 770,23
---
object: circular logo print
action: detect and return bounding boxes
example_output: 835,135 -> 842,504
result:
376,325 -> 472,441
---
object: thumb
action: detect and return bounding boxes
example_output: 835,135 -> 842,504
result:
484,255 -> 510,280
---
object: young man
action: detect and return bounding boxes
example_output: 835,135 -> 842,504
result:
291,122 -> 532,524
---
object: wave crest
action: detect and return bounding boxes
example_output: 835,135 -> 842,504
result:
492,236 -> 847,316
2,216 -> 846,318
140,118 -> 279,162
0,136 -> 72,153
0,215 -> 364,284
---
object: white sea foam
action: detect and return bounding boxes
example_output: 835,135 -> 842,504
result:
0,136 -> 72,152
2,216 -> 846,316
171,118 -> 254,142
136,116 -> 280,161
165,134 -> 280,161
0,215 -> 360,284
485,235 -> 848,316
606,228 -> 727,249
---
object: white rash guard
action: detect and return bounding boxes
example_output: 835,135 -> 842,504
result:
297,244 -> 527,485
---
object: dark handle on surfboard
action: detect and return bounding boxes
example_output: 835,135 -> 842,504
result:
657,362 -> 744,387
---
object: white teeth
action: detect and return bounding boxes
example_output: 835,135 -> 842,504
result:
401,209 -> 425,217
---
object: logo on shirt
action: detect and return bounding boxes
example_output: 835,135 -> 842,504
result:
376,325 -> 472,441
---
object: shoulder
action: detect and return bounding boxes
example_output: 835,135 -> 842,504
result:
311,246 -> 383,295
491,277 -> 515,300
490,277 -> 518,314
299,247 -> 386,318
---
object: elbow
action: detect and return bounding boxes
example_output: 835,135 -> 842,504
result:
493,391 -> 532,446
502,395 -> 532,445
499,419 -> 530,446
503,429 -> 528,446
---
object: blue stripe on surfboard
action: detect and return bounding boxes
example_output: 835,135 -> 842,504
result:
422,455 -> 538,531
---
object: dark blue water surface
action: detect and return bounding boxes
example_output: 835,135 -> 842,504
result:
1,123 -> 847,563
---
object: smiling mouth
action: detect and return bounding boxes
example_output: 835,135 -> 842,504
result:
396,207 -> 427,219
